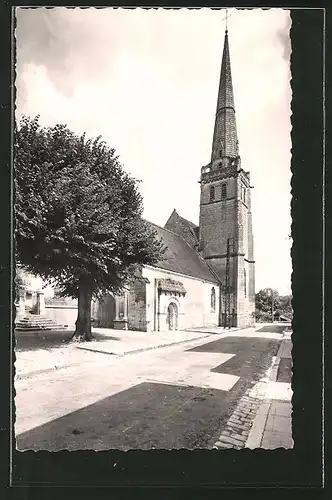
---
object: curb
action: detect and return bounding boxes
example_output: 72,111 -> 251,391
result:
74,332 -> 217,357
15,361 -> 84,381
270,340 -> 284,383
184,326 -> 246,335
244,338 -> 286,449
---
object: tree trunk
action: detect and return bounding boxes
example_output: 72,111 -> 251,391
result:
72,277 -> 93,341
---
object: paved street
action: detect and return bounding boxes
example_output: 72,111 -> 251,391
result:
15,326 -> 285,451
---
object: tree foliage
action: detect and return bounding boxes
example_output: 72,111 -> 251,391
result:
255,288 -> 292,322
15,115 -> 165,339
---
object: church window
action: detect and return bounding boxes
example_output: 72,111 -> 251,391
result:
221,183 -> 227,199
244,269 -> 247,298
210,186 -> 215,201
211,287 -> 216,311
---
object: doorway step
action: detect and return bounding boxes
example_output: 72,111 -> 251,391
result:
15,314 -> 68,332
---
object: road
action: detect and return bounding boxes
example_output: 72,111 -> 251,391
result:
15,329 -> 281,451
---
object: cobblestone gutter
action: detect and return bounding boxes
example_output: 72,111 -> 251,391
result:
212,356 -> 276,450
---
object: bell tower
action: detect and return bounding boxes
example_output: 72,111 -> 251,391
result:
199,28 -> 255,328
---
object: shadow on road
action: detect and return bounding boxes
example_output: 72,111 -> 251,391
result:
256,324 -> 287,334
15,381 -> 235,451
187,336 -> 280,381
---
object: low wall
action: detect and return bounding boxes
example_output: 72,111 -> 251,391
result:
45,305 -> 78,329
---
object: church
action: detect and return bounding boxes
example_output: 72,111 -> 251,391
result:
16,28 -> 255,333
92,28 -> 255,332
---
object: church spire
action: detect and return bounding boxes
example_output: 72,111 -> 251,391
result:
210,28 -> 239,164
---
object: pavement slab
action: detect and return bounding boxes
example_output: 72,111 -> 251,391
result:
245,334 -> 293,450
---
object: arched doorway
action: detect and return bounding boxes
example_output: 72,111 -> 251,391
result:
167,302 -> 178,331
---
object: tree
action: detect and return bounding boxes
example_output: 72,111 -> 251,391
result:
15,116 -> 165,340
255,288 -> 279,322
276,294 -> 293,319
255,288 -> 292,322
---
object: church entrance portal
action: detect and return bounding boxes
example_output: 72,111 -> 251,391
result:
167,302 -> 178,331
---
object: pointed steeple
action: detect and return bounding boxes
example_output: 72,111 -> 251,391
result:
210,29 -> 239,165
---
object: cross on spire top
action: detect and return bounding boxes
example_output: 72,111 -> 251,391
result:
223,8 -> 232,33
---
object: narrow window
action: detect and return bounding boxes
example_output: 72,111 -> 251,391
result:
211,287 -> 216,311
210,185 -> 215,201
243,188 -> 246,203
221,183 -> 227,199
244,269 -> 247,298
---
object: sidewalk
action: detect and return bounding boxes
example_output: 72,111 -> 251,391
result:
245,331 -> 293,449
15,327 -> 227,379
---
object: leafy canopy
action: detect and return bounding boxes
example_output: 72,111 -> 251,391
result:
255,288 -> 293,321
15,115 -> 165,298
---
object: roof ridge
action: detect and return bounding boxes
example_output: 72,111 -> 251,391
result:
163,223 -> 213,275
148,219 -> 205,263
177,213 -> 198,229
145,219 -> 218,284
166,210 -> 199,244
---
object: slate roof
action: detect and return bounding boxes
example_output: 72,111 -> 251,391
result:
147,221 -> 219,284
164,209 -> 199,248
211,30 -> 239,162
176,213 -> 200,245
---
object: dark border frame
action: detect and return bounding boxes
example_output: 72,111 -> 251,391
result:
0,3 -> 327,496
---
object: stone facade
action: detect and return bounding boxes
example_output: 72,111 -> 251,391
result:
127,274 -> 148,331
125,266 -> 220,332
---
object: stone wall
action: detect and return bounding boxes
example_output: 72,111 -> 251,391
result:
199,177 -> 237,258
127,277 -> 148,331
45,305 -> 77,328
247,186 -> 256,325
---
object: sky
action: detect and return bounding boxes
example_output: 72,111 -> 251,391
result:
15,7 -> 292,296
